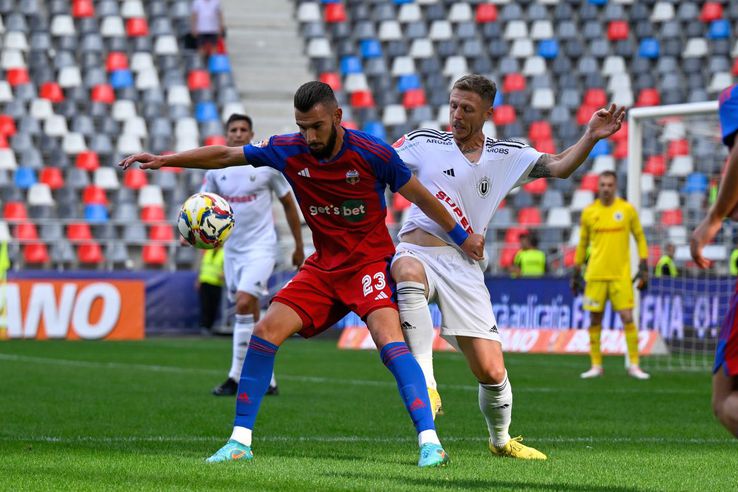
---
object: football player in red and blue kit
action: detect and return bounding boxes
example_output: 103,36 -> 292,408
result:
691,84 -> 738,438
120,81 -> 485,466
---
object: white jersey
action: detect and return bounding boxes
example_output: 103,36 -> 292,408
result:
202,165 -> 291,255
394,129 -> 542,244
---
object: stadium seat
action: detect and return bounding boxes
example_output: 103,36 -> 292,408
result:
636,88 -> 661,107
84,204 -> 109,223
350,90 -> 375,108
0,115 -> 16,138
208,54 -> 231,74
82,185 -> 107,206
319,72 -> 341,91
40,167 -> 64,189
142,243 -> 168,266
669,156 -> 694,177
638,38 -> 660,59
324,3 -> 347,23
683,173 -> 709,194
667,139 -> 690,158
607,21 -> 629,41
77,241 -> 104,264
644,155 -> 666,176
476,3 -> 498,23
187,70 -> 211,90
38,82 -> 64,103
655,190 -> 680,211
546,207 -> 573,228
492,105 -> 516,126
123,168 -> 148,190
149,224 -> 174,241
499,247 -> 517,269
537,39 -> 559,59
204,135 -> 227,146
14,222 -> 38,241
504,227 -> 529,245
110,70 -> 134,89
72,0 -> 94,18
402,89 -> 426,109
125,17 -> 149,37
14,167 -> 37,190
67,223 -> 92,242
6,68 -> 30,86
362,121 -> 386,140
141,205 -> 166,223
93,168 -> 119,190
503,73 -> 526,93
571,190 -> 595,211
660,209 -> 683,226
23,242 -> 49,264
700,2 -> 723,22
75,151 -> 100,171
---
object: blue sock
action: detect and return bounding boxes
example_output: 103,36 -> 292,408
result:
380,341 -> 435,434
233,335 -> 278,430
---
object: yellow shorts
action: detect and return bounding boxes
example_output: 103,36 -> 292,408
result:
583,278 -> 634,312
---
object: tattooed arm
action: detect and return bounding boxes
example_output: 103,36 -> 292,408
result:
529,104 -> 626,179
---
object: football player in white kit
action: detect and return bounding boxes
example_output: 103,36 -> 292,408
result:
391,75 -> 625,459
203,114 -> 305,396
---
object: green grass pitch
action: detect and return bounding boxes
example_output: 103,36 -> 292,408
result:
0,337 -> 736,491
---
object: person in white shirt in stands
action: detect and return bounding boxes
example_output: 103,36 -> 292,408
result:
191,0 -> 223,56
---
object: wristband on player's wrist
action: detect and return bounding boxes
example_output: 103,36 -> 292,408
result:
448,223 -> 468,246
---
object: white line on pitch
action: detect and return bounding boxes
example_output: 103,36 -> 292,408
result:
0,353 -> 707,395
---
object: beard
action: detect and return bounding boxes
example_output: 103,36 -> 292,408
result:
309,125 -> 338,159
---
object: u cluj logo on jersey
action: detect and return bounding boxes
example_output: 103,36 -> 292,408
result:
477,176 -> 490,198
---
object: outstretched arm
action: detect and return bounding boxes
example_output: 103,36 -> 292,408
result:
690,143 -> 738,268
118,145 -> 246,171
528,104 -> 626,179
278,193 -> 305,268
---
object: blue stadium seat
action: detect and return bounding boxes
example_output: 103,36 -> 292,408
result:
707,20 -> 731,40
638,38 -> 660,59
84,204 -> 109,223
538,39 -> 559,59
362,121 -> 386,140
359,39 -> 383,58
208,55 -> 231,73
397,74 -> 420,93
109,69 -> 133,89
195,102 -> 219,122
683,173 -> 708,194
493,91 -> 503,108
340,55 -> 363,75
589,140 -> 611,158
14,167 -> 37,189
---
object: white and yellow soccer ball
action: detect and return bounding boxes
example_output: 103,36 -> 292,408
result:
177,192 -> 234,249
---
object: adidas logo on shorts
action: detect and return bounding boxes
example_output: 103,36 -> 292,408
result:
374,292 -> 388,300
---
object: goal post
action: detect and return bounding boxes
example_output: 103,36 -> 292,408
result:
626,100 -> 733,371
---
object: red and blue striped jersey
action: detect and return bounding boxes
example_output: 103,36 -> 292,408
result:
243,128 -> 411,270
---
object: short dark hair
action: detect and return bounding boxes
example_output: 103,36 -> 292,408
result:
294,81 -> 337,113
520,232 -> 538,248
226,113 -> 253,132
452,74 -> 497,106
599,170 -> 617,180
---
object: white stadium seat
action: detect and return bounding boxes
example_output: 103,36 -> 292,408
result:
378,21 -> 402,41
510,39 -> 534,58
296,2 -> 320,23
391,56 -> 415,76
1,50 -> 25,69
655,190 -> 680,211
167,86 -> 191,106
504,20 -> 528,40
570,190 -> 595,211
112,100 -> 138,121
443,56 -> 468,77
650,2 -> 675,22
44,115 -> 69,137
94,167 -> 121,190
123,116 -> 148,139
398,4 -> 421,23
138,184 -> 164,208
668,156 -> 694,177
448,3 -> 473,23
530,20 -> 554,40
546,207 -> 572,227
58,66 -> 82,88
175,118 -> 199,139
50,15 -> 76,36
4,31 -> 29,51
101,16 -> 126,37
382,105 -> 407,126
306,38 -> 331,58
117,134 -> 143,155
30,99 -> 54,120
62,133 -> 87,154
344,73 -> 368,93
130,52 -> 154,73
135,68 -> 160,90
27,183 -> 54,206
409,39 -> 434,59
154,35 -> 179,55
121,0 -> 145,18
0,149 -> 18,170
428,21 -> 452,41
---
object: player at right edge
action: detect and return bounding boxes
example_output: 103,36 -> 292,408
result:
691,84 -> 738,438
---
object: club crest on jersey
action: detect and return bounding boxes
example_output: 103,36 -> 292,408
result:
477,177 -> 491,198
345,169 -> 360,185
249,175 -> 256,182
253,138 -> 268,148
614,211 -> 624,221
392,135 -> 405,148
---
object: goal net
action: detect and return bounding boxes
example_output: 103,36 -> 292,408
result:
628,101 -> 735,371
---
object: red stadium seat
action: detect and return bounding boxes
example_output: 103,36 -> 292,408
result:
563,247 -> 577,268
78,241 -> 104,264
636,88 -> 661,107
3,202 -> 28,221
76,151 -> 100,171
6,68 -> 30,86
125,17 -> 149,37
385,208 -> 396,226
82,185 -> 107,205
350,90 -> 375,108
492,105 -> 516,126
319,72 -> 342,91
14,222 -> 38,240
502,73 -> 526,93
644,155 -> 666,176
613,140 -> 628,159
105,52 -> 129,72
499,246 -> 518,268
0,134 -> 8,149
40,167 -> 65,189
141,205 -> 166,223
700,2 -> 723,22
660,209 -> 683,226
580,173 -> 599,192
393,193 -> 412,211
584,88 -> 607,108
528,121 -> 552,141
123,168 -> 148,189
324,3 -> 347,23
402,88 -> 426,109
607,21 -> 629,41
648,245 -> 662,267
517,207 -> 542,225
504,227 -> 528,245
342,120 -> 358,130
187,70 -> 211,90
204,135 -> 226,146
142,243 -> 168,266
576,105 -> 596,125
149,224 -> 174,241
733,59 -> 738,76
523,178 -> 548,195
611,122 -> 628,142
667,139 -> 689,158
216,37 -> 227,54
0,115 -> 17,137
67,223 -> 92,242
91,84 -> 115,104
532,138 -> 556,154
475,3 -> 498,23
72,0 -> 95,18
23,242 -> 49,264
39,82 -> 64,103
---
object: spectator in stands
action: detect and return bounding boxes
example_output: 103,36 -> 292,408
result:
731,248 -> 738,276
191,0 -> 224,56
511,232 -> 546,277
197,245 -> 225,335
655,243 -> 678,277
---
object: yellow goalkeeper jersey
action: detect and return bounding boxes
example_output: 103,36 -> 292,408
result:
575,197 -> 648,281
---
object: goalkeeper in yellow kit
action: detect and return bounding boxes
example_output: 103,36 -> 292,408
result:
572,171 -> 651,379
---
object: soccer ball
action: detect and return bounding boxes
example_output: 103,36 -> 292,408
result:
177,192 -> 234,249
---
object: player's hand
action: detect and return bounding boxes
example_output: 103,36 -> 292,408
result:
587,104 -> 626,140
292,248 -> 305,269
569,270 -> 583,296
118,153 -> 165,171
690,213 -> 723,269
633,261 -> 649,291
460,233 -> 484,261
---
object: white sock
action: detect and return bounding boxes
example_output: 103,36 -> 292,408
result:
397,281 -> 437,390
230,426 -> 252,446
269,372 -> 277,388
479,372 -> 513,448
228,314 -> 254,381
418,429 -> 441,447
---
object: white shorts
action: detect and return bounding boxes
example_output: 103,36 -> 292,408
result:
392,242 -> 501,346
224,249 -> 277,301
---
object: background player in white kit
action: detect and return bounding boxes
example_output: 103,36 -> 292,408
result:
391,75 -> 625,459
203,114 -> 305,396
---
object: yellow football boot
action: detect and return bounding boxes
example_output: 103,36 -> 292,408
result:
489,436 -> 547,460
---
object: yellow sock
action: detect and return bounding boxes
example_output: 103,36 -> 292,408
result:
624,322 -> 639,366
588,325 -> 602,367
